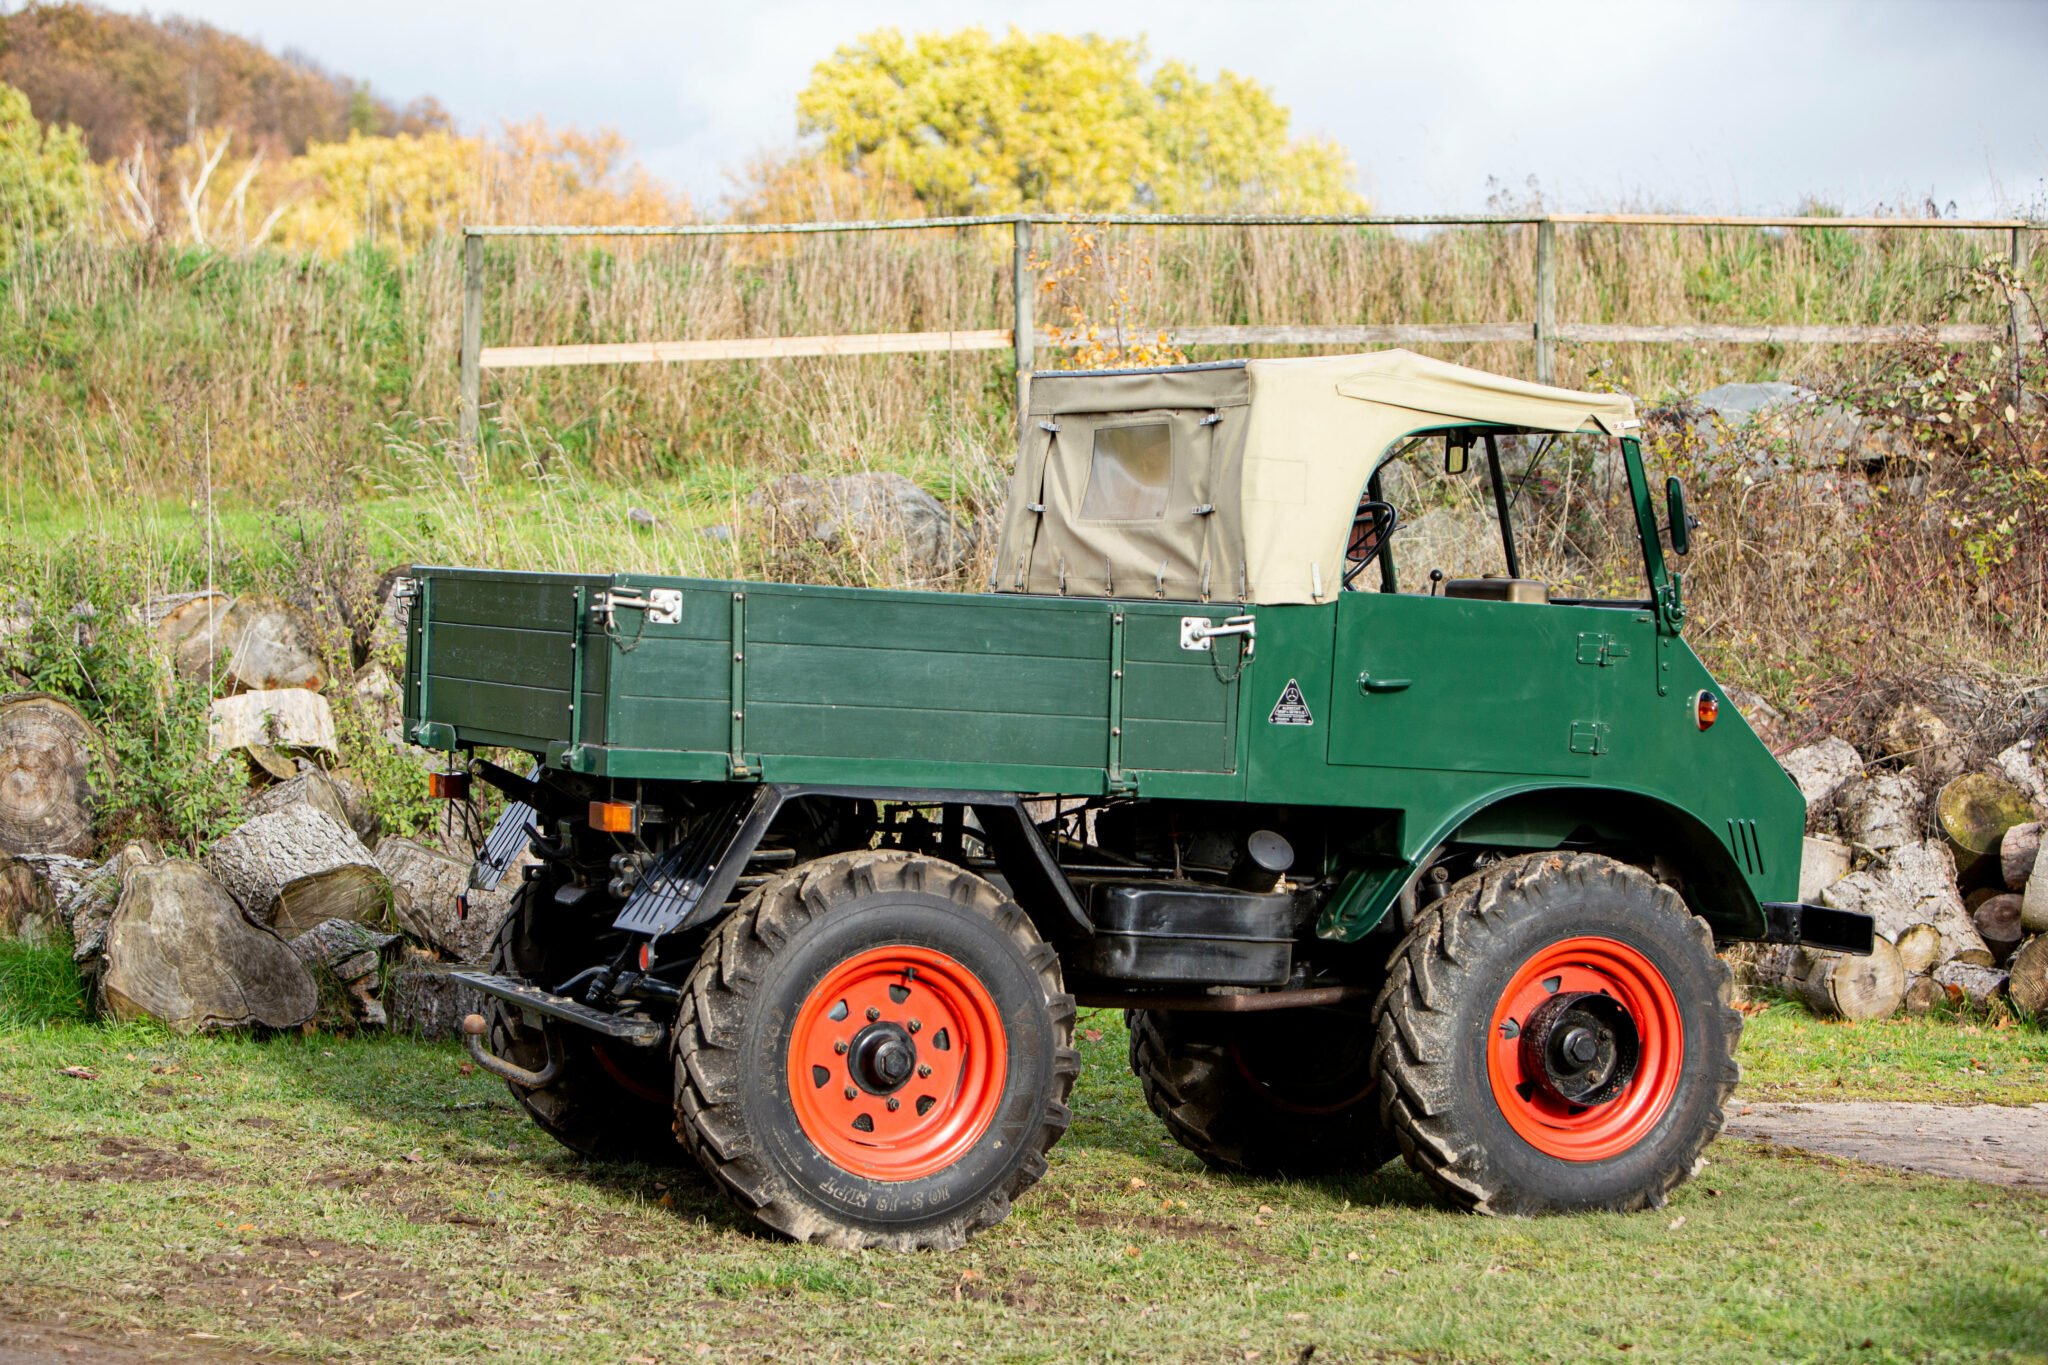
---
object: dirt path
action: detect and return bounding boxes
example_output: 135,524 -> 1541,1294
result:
1725,1101 -> 2048,1189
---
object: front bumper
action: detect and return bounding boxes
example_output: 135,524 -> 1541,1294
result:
1755,903 -> 1875,956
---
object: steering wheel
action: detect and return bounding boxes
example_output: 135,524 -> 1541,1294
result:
1342,499 -> 1399,590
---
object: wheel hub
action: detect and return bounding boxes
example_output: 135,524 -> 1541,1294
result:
847,1021 -> 917,1095
1519,991 -> 1638,1107
787,945 -> 1009,1181
1485,936 -> 1686,1163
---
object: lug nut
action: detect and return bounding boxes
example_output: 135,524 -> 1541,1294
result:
866,1006 -> 881,1022
843,1085 -> 857,1100
917,1064 -> 932,1078
834,1040 -> 848,1055
886,1097 -> 900,1112
906,1019 -> 921,1033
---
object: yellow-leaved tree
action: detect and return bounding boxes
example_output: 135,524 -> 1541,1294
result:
0,79 -> 90,262
796,28 -> 1361,215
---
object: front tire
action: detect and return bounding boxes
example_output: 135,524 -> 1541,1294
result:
1371,852 -> 1740,1214
672,851 -> 1078,1250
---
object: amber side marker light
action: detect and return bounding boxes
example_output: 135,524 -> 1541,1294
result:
1695,691 -> 1720,731
590,800 -> 641,834
428,771 -> 470,801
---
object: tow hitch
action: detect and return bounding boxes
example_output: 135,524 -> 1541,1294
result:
461,1013 -> 563,1089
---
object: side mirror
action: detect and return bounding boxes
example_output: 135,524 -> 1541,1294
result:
1444,436 -> 1470,476
1665,476 -> 1692,556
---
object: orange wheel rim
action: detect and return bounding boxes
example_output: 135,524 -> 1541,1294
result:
787,945 -> 1008,1181
1486,936 -> 1683,1162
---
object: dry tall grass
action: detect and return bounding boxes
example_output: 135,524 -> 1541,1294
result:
4,219 -> 2043,696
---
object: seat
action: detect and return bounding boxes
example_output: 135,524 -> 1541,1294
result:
1441,576 -> 1550,605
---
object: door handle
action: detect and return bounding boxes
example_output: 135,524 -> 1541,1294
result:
1358,673 -> 1412,694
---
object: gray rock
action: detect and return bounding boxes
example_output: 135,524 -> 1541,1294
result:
1651,383 -> 1908,486
747,472 -> 975,578
1690,382 -> 1814,422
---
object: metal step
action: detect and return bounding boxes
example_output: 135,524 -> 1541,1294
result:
448,970 -> 667,1047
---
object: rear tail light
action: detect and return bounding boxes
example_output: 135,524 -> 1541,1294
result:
1694,691 -> 1720,731
428,771 -> 471,800
589,800 -> 641,834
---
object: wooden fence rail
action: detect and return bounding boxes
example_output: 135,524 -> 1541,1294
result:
457,212 -> 2041,447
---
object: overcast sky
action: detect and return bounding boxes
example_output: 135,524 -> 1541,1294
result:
88,0 -> 2048,217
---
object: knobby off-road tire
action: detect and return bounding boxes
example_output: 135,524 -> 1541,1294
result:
1128,1006 -> 1394,1175
1372,852 -> 1741,1215
485,883 -> 686,1165
672,850 -> 1079,1250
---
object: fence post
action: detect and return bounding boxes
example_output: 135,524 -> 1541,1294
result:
1013,217 -> 1034,434
2012,226 -> 2033,393
459,230 -> 484,454
1534,217 -> 1557,385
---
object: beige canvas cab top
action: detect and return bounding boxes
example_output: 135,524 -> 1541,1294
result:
992,349 -> 1641,606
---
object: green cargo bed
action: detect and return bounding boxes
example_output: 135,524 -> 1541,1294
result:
403,568 -> 1253,798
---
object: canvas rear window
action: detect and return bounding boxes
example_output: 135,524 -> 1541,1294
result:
1080,421 -> 1172,521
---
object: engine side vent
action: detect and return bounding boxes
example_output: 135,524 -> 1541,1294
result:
1725,818 -> 1766,877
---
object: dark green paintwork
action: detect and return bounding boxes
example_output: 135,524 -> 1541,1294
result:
403,439 -> 1803,943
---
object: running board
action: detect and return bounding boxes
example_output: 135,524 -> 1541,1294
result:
448,970 -> 667,1047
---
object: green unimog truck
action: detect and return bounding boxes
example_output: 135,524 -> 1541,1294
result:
403,350 -> 1871,1250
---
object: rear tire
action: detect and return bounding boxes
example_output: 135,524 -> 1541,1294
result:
1128,1006 -> 1393,1175
1371,852 -> 1740,1214
672,850 -> 1078,1250
485,883 -> 686,1165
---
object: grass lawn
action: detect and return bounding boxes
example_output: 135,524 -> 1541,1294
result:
1,994 -> 2044,1364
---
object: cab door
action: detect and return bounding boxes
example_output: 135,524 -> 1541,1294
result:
1325,593 -> 1646,779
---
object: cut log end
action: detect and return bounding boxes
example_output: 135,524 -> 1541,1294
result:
2007,935 -> 2048,1018
1972,894 -> 2025,967
100,860 -> 316,1033
1900,974 -> 1944,1016
1937,772 -> 2034,882
1890,922 -> 1944,976
0,694 -> 100,858
2002,821 -> 2042,892
1797,939 -> 1907,1021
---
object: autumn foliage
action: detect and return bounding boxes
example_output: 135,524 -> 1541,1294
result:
797,27 -> 1362,215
